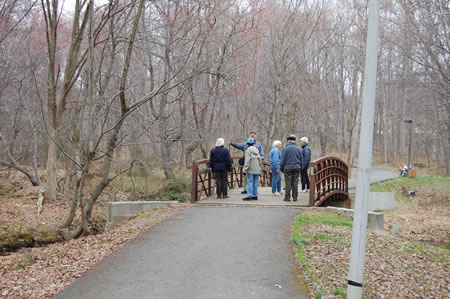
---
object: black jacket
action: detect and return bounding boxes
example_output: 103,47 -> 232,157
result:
209,146 -> 232,171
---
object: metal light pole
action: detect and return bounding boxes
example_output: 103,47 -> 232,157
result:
404,120 -> 413,170
347,0 -> 380,298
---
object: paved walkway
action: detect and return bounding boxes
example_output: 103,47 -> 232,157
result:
55,205 -> 308,298
55,168 -> 398,298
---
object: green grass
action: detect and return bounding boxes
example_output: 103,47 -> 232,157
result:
313,233 -> 331,241
294,211 -> 353,230
405,242 -> 450,263
292,211 -> 352,251
315,287 -> 326,299
333,288 -> 346,297
136,211 -> 153,219
370,176 -> 450,200
292,211 -> 353,296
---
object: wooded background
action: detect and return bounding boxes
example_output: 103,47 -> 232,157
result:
0,0 -> 448,234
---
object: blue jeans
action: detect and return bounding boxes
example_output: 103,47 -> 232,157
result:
272,169 -> 281,193
247,174 -> 259,198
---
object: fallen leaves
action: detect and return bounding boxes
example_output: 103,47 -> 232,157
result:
0,204 -> 189,298
296,207 -> 450,298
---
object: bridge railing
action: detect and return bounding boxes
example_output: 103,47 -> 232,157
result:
309,156 -> 348,206
191,156 -> 271,203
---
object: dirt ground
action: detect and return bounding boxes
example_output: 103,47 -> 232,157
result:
383,185 -> 450,248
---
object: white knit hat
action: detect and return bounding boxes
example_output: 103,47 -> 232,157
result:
215,138 -> 225,147
300,137 -> 309,144
272,140 -> 282,148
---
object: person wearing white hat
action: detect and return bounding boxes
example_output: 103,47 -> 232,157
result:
299,137 -> 311,192
209,138 -> 232,198
270,140 -> 283,195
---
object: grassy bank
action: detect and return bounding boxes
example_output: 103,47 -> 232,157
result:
370,176 -> 450,201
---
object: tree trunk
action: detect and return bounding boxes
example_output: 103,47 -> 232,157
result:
46,130 -> 58,199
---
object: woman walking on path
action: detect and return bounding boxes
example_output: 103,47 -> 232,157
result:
299,137 -> 311,192
242,137 -> 262,201
209,138 -> 232,198
270,140 -> 283,196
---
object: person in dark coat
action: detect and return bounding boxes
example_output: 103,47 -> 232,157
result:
300,137 -> 311,192
209,138 -> 232,198
280,135 -> 303,202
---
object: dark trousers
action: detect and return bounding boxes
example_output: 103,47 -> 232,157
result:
300,168 -> 310,190
215,170 -> 228,197
284,169 -> 300,200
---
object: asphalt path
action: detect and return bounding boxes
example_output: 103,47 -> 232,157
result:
348,167 -> 398,189
55,206 -> 308,299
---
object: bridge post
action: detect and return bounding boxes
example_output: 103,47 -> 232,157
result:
207,171 -> 212,196
191,162 -> 199,203
309,167 -> 315,206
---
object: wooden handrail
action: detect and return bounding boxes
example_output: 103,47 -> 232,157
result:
191,157 -> 271,203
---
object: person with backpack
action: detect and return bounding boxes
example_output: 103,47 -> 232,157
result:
230,131 -> 265,194
209,138 -> 232,198
242,137 -> 262,200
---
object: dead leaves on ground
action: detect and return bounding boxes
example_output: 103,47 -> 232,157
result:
0,204 -> 189,298
297,211 -> 450,298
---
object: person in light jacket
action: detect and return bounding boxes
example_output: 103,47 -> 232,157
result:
270,140 -> 282,195
209,138 -> 232,198
242,137 -> 261,201
231,130 -> 265,194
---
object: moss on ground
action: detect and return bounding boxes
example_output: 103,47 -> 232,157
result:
0,221 -> 64,252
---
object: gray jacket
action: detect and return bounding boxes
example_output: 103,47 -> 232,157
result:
243,145 -> 262,175
280,143 -> 303,171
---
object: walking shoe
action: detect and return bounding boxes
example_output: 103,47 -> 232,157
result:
216,196 -> 222,199
274,192 -> 281,196
223,195 -> 229,198
293,199 -> 297,201
283,199 -> 290,202
306,189 -> 310,193
242,197 -> 252,201
300,189 -> 306,193
241,190 -> 247,194
251,196 -> 258,200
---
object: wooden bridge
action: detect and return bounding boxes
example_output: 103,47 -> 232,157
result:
191,156 -> 348,207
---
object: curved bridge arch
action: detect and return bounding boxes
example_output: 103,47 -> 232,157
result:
309,156 -> 349,206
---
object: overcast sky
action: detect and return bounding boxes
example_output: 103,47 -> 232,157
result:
61,0 -> 109,14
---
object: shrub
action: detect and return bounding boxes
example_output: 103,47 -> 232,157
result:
157,174 -> 190,202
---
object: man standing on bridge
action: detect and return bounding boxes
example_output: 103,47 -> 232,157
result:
280,135 -> 303,202
299,137 -> 311,192
230,131 -> 265,194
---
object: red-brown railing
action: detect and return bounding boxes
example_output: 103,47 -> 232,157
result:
191,156 -> 271,203
309,156 -> 348,206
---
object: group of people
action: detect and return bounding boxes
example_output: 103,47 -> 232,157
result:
209,131 -> 311,202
